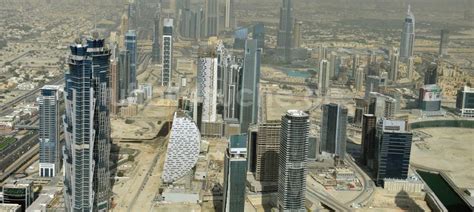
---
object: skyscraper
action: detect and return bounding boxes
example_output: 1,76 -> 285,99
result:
329,52 -> 338,79
456,85 -> 474,117
152,9 -> 161,63
407,57 -> 415,80
223,134 -> 248,212
118,50 -> 130,100
365,75 -> 385,99
125,30 -> 137,91
162,18 -> 174,86
224,61 -> 242,120
293,20 -> 302,48
255,122 -> 281,183
240,39 -> 261,133
224,0 -> 235,29
439,29 -> 450,56
424,62 -> 438,85
361,114 -> 377,169
399,5 -> 415,61
110,57 -> 119,115
278,110 -> 309,212
253,23 -> 265,49
375,119 -> 412,186
352,54 -> 360,79
277,0 -> 294,62
419,84 -> 442,112
320,103 -> 348,159
318,59 -> 330,96
368,92 -> 397,119
197,53 -> 218,123
205,0 -> 219,36
355,67 -> 364,92
389,47 -> 399,81
63,35 -> 111,211
38,85 -> 61,177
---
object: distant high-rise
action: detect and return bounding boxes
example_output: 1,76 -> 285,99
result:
352,54 -> 360,78
38,85 -> 61,178
361,114 -> 377,169
128,1 -> 137,30
278,110 -> 309,212
456,86 -> 474,117
253,23 -> 265,49
198,54 -> 218,123
118,50 -> 131,100
63,36 -> 111,211
318,59 -> 330,96
162,18 -> 174,86
355,67 -> 364,92
224,60 -> 242,120
407,57 -> 415,80
320,103 -> 348,159
277,0 -> 294,62
365,75 -> 385,99
110,57 -> 119,115
368,92 -> 397,119
424,62 -> 438,85
223,134 -> 248,212
205,0 -> 219,36
389,48 -> 399,81
293,20 -> 302,48
375,119 -> 412,186
439,30 -> 450,56
239,39 -> 261,133
255,122 -> 281,183
329,52 -> 337,79
224,0 -> 235,29
152,9 -> 161,63
399,5 -> 415,61
125,30 -> 137,91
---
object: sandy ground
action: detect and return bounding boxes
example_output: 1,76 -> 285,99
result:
411,128 -> 474,188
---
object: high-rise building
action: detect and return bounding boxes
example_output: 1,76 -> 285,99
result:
365,75 -> 385,99
407,57 -> 415,80
355,67 -> 364,92
439,29 -> 450,56
375,119 -> 412,186
361,114 -> 377,169
118,50 -> 131,100
63,35 -> 111,211
110,57 -> 120,115
368,92 -> 397,119
320,103 -> 348,159
278,110 -> 309,212
239,39 -> 261,133
162,111 -> 201,183
180,9 -> 195,38
152,9 -> 161,63
318,59 -> 330,96
389,48 -> 399,81
216,42 -> 228,98
223,134 -> 248,212
128,1 -> 137,30
329,52 -> 338,79
38,85 -> 61,178
253,23 -> 265,49
198,54 -> 218,123
205,0 -> 219,36
424,62 -> 438,85
255,122 -> 281,183
224,61 -> 242,120
399,5 -> 415,61
419,84 -> 442,111
277,0 -> 294,62
293,20 -> 302,48
125,30 -> 137,91
162,19 -> 174,87
352,54 -> 360,78
456,86 -> 474,117
224,0 -> 235,29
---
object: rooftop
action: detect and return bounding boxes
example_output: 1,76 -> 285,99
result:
286,109 -> 308,118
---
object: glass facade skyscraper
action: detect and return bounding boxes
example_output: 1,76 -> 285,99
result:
223,134 -> 247,212
277,0 -> 294,62
278,110 -> 309,212
239,39 -> 261,133
63,35 -> 111,211
162,18 -> 174,87
320,103 -> 348,159
399,5 -> 415,61
125,30 -> 137,91
38,85 -> 61,177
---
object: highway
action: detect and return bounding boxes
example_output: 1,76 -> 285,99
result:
0,143 -> 39,182
344,155 -> 375,207
306,185 -> 351,211
0,132 -> 38,172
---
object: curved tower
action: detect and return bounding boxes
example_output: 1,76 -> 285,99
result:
399,5 -> 415,61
